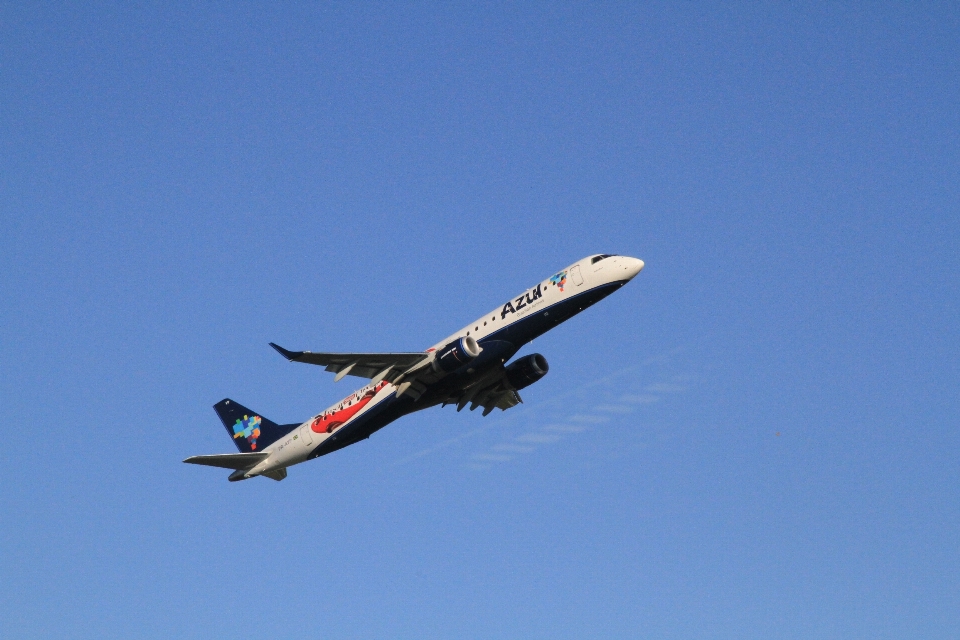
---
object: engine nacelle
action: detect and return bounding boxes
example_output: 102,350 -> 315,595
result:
505,353 -> 549,390
433,336 -> 483,373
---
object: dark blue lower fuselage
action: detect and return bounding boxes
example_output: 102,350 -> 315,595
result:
310,279 -> 628,458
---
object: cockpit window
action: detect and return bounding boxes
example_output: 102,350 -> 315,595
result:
591,254 -> 615,264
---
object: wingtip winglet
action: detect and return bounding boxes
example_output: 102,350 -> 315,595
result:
269,342 -> 299,361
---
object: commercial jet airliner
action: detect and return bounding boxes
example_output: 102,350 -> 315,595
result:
185,254 -> 644,481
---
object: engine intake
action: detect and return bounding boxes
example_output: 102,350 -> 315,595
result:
505,353 -> 549,390
433,336 -> 482,373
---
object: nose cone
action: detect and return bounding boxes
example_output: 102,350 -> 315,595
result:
622,257 -> 644,280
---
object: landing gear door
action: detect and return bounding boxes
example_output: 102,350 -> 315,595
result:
571,265 -> 584,286
300,425 -> 313,447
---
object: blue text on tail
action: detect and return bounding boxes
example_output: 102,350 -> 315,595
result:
213,399 -> 298,453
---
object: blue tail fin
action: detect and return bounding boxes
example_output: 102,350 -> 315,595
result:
213,399 -> 297,453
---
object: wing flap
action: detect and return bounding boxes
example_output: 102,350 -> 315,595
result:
495,389 -> 523,410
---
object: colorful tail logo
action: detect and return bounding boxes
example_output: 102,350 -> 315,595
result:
550,271 -> 567,292
233,414 -> 262,450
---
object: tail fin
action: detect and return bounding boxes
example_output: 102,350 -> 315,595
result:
214,399 -> 297,453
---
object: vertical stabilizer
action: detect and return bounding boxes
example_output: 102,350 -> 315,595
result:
213,399 -> 297,453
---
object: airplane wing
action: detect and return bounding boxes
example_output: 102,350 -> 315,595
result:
269,342 -> 527,413
495,389 -> 524,411
440,371 -> 524,416
183,452 -> 269,470
269,342 -> 432,383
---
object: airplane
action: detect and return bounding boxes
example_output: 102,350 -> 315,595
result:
184,254 -> 644,481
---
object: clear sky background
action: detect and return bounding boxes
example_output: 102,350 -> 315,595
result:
2,3 -> 958,639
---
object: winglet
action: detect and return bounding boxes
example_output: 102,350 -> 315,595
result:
269,342 -> 300,361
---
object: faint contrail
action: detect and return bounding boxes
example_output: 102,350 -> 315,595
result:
386,346 -> 691,469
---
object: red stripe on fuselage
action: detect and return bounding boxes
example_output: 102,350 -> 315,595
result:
311,381 -> 388,434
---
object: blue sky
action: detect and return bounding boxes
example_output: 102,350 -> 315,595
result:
2,3 -> 958,638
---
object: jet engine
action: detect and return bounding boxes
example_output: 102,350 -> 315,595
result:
433,336 -> 483,373
505,353 -> 549,390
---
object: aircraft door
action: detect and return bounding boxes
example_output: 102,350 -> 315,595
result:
571,265 -> 584,286
300,425 -> 313,447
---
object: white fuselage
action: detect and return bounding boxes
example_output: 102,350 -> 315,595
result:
245,254 -> 643,478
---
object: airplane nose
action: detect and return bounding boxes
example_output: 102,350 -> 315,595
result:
623,257 -> 644,280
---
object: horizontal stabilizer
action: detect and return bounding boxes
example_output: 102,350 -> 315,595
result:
183,452 -> 269,470
263,468 -> 287,481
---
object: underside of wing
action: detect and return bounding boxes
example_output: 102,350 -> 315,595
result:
441,375 -> 524,417
269,342 -> 431,382
183,452 -> 269,470
495,389 -> 523,410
